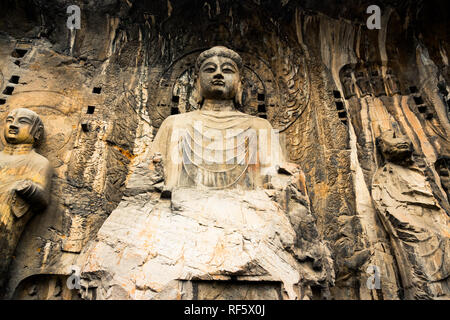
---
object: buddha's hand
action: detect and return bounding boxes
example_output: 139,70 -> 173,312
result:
277,162 -> 301,175
13,179 -> 35,198
279,162 -> 309,198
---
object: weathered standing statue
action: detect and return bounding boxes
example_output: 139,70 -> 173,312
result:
435,156 -> 450,202
0,108 -> 52,290
385,68 -> 401,96
79,46 -> 334,300
369,70 -> 386,97
372,130 -> 450,299
341,69 -> 356,100
355,71 -> 372,97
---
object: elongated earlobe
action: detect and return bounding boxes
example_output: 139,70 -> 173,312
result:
32,126 -> 44,146
30,116 -> 44,146
192,77 -> 203,108
235,80 -> 243,107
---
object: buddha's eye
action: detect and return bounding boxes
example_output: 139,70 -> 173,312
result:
222,68 -> 234,73
203,67 -> 215,73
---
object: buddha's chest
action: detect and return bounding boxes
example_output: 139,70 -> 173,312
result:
0,156 -> 36,189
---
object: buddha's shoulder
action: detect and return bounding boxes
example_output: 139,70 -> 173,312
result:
30,150 -> 51,168
159,113 -> 192,127
161,111 -> 274,129
248,115 -> 274,129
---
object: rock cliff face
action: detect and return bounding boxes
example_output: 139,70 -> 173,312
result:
0,0 -> 448,300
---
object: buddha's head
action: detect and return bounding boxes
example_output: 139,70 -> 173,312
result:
376,130 -> 413,163
4,108 -> 44,146
195,46 -> 243,107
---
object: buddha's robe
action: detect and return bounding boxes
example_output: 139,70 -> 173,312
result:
372,162 -> 450,298
152,110 -> 285,190
0,144 -> 52,285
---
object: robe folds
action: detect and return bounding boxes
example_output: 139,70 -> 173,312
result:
0,145 -> 52,284
372,162 -> 450,297
152,110 -> 285,190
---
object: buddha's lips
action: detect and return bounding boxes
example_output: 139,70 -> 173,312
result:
8,129 -> 18,134
212,80 -> 225,85
396,143 -> 410,149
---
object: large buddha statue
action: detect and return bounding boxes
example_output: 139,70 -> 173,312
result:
152,46 -> 288,195
372,130 -> 450,299
0,108 -> 52,290
79,47 -> 334,300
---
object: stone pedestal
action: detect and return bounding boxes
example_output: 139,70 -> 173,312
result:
78,186 -> 333,300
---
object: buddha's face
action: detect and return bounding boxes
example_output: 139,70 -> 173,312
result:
4,108 -> 36,145
378,130 -> 413,162
198,55 -> 240,101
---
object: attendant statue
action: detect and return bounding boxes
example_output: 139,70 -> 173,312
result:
355,71 -> 372,97
370,70 -> 386,97
372,130 -> 450,299
341,69 -> 356,100
385,68 -> 401,96
0,108 -> 52,290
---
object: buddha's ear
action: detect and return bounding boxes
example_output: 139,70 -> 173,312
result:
234,80 -> 243,107
32,123 -> 44,146
192,76 -> 203,108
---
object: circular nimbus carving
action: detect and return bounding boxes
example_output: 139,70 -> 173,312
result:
0,69 -> 4,90
272,51 -> 311,132
149,48 -> 310,132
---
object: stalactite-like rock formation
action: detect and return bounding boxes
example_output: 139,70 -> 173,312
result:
0,0 -> 448,300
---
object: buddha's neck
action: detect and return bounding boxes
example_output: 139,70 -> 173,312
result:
202,99 -> 235,112
3,143 -> 34,155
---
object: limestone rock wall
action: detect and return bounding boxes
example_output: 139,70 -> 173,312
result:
0,0 -> 448,300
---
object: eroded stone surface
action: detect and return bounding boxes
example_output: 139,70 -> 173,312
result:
0,0 -> 449,300
79,187 -> 333,300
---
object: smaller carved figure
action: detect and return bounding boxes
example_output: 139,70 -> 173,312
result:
355,71 -> 372,97
341,69 -> 356,99
385,68 -> 401,96
372,130 -> 450,299
0,108 -> 52,289
435,156 -> 450,203
369,70 -> 386,97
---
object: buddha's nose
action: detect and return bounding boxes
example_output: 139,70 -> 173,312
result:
213,72 -> 224,79
8,124 -> 19,133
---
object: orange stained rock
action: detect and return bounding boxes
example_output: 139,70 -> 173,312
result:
111,144 -> 136,160
315,182 -> 330,198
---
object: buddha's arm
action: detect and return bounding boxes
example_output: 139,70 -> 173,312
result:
15,180 -> 48,209
259,120 -> 309,201
149,116 -> 179,197
14,163 -> 52,212
151,116 -> 176,160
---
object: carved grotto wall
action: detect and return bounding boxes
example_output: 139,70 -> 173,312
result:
0,0 -> 448,300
